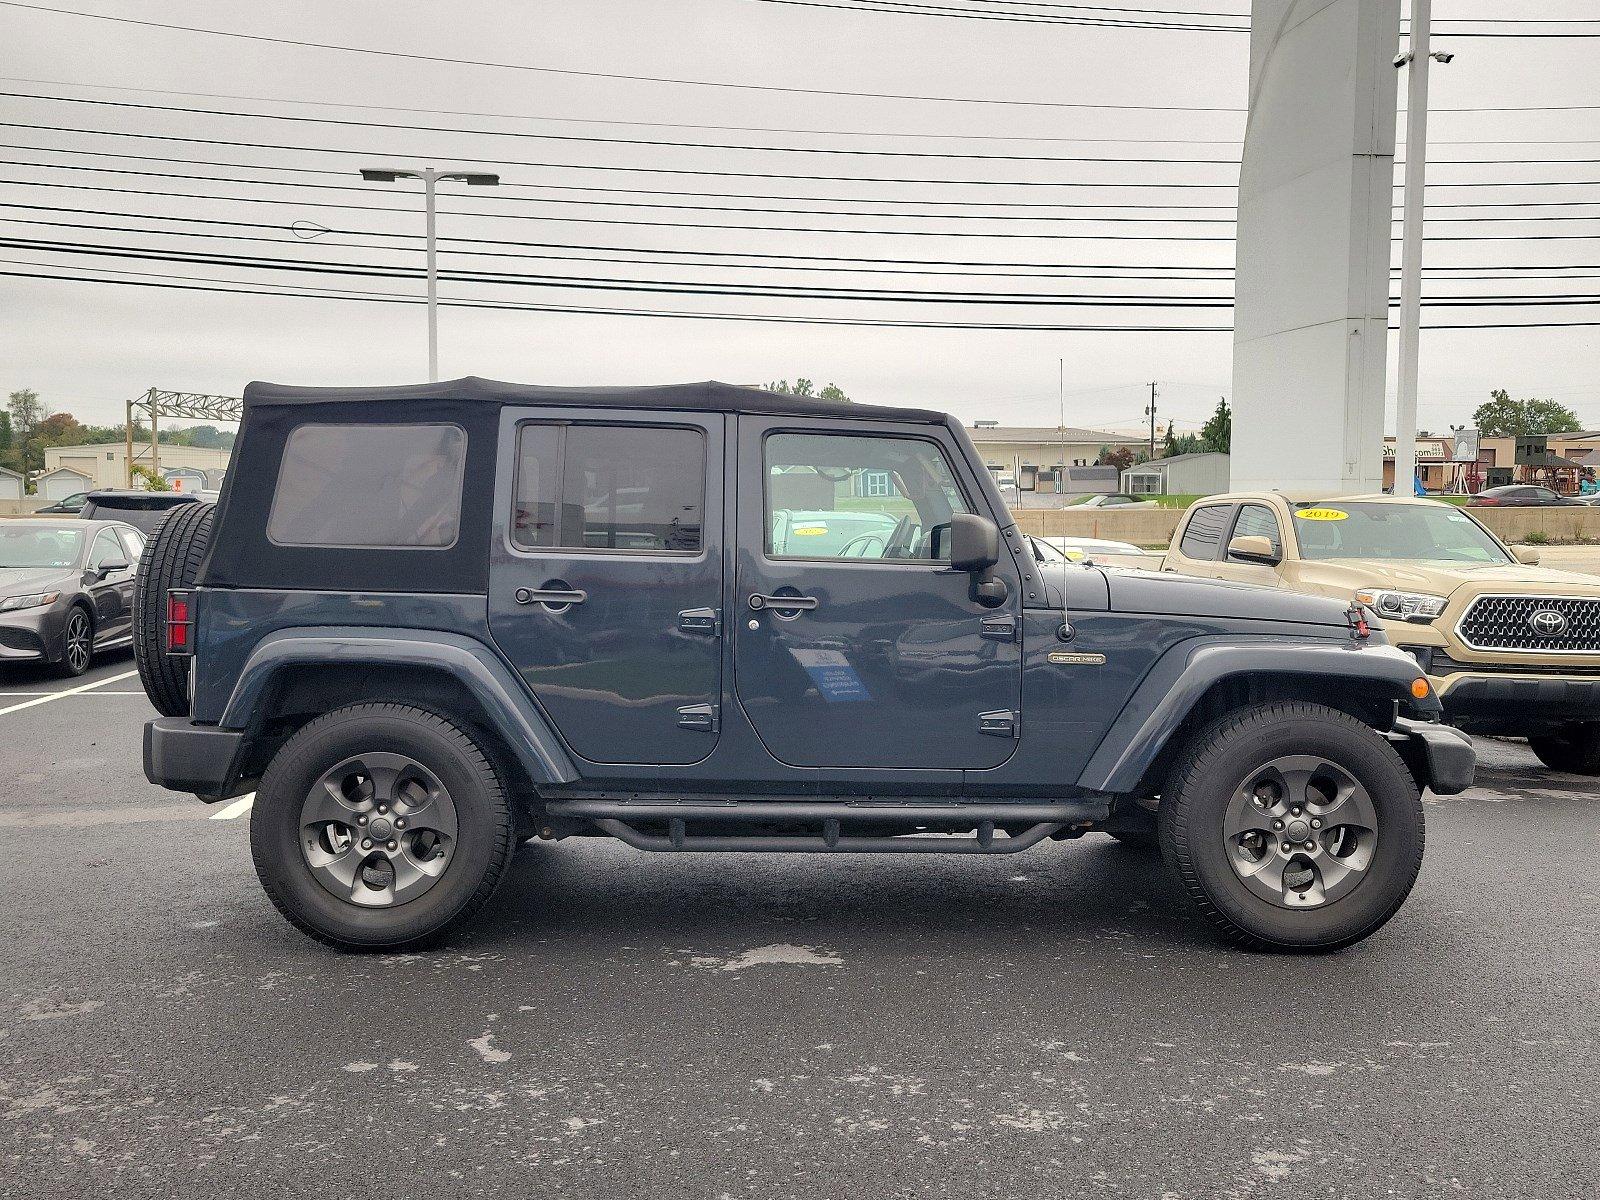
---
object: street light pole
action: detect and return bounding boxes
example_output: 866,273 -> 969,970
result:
359,166 -> 500,383
1393,0 -> 1450,497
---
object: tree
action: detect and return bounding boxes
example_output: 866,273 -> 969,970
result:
129,464 -> 170,491
0,410 -> 11,463
768,378 -> 851,403
1472,389 -> 1582,437
1097,444 -> 1136,473
6,388 -> 47,488
1200,396 -> 1232,454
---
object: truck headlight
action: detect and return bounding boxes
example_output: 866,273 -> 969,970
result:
1355,589 -> 1448,623
0,591 -> 59,613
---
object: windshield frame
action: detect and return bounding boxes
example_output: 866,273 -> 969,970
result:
0,525 -> 86,570
1292,501 -> 1514,565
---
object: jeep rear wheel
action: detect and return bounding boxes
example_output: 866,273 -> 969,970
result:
133,501 -> 215,717
250,704 -> 515,950
1528,725 -> 1600,775
1158,702 -> 1424,952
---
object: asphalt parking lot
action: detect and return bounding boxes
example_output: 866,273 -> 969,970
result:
0,652 -> 1595,1199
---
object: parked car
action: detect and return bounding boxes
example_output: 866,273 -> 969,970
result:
1161,492 -> 1600,773
1077,493 -> 1156,509
1466,485 -> 1582,507
138,379 -> 1469,952
1027,535 -> 1147,563
33,490 -> 90,515
0,518 -> 144,676
80,489 -> 203,533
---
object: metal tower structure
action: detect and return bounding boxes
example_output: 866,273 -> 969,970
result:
124,388 -> 242,487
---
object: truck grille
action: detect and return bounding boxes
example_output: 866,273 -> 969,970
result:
1456,594 -> 1600,654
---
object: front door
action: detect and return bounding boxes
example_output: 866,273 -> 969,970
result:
1211,502 -> 1285,587
85,526 -> 134,638
733,418 -> 1022,771
488,409 -> 724,766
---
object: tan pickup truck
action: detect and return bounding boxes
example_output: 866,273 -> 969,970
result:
1162,493 -> 1600,773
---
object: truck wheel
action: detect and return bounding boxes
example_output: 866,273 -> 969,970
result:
1158,702 -> 1424,952
1528,726 -> 1600,775
250,704 -> 515,951
133,501 -> 215,717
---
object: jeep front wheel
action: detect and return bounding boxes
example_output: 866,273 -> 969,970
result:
1527,725 -> 1600,775
1158,702 -> 1425,952
250,704 -> 515,950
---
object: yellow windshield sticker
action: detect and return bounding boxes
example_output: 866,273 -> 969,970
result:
1295,507 -> 1349,522
791,526 -> 828,536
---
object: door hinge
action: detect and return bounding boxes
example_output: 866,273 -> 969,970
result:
678,606 -> 721,637
980,614 -> 1017,642
978,709 -> 1019,738
677,703 -> 720,733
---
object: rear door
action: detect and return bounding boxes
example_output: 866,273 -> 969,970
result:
732,418 -> 1022,771
488,409 -> 725,766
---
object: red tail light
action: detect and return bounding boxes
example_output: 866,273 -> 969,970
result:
166,590 -> 193,655
1474,497 -> 1498,505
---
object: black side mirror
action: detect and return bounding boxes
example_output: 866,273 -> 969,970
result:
948,513 -> 1008,608
94,559 -> 129,579
949,513 -> 1000,573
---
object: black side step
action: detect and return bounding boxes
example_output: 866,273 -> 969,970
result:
542,798 -> 1102,855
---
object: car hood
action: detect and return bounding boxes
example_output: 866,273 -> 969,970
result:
1292,558 -> 1600,598
1103,567 -> 1352,627
0,566 -> 76,595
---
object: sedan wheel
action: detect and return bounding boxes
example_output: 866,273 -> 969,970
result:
58,608 -> 92,677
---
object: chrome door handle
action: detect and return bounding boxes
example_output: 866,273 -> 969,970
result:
748,593 -> 818,613
515,586 -> 588,607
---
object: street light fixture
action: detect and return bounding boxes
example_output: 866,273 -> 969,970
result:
358,166 -> 500,382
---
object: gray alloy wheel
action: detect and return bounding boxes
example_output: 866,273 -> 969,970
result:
300,752 -> 460,908
1222,755 -> 1379,910
59,607 -> 92,676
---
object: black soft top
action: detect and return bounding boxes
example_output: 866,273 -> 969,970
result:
242,377 -> 949,425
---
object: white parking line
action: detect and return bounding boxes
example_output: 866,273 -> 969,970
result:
0,669 -> 140,717
210,794 -> 255,821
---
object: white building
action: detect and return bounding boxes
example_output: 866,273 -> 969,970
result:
44,442 -> 233,491
34,465 -> 93,502
0,466 -> 22,501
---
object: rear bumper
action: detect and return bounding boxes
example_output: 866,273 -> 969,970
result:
142,717 -> 249,802
1388,716 -> 1476,796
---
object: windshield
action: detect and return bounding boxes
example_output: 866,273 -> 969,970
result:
0,527 -> 83,569
1293,502 -> 1512,564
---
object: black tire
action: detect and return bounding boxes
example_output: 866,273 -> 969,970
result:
1528,726 -> 1600,775
1158,702 -> 1425,953
250,703 -> 515,951
53,603 -> 94,678
133,501 -> 215,717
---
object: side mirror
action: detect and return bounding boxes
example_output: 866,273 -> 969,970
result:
1227,535 -> 1280,566
949,513 -> 1001,573
1513,544 -> 1541,566
94,558 -> 129,579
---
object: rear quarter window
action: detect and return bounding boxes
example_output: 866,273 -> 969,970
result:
1178,505 -> 1232,561
266,423 -> 467,549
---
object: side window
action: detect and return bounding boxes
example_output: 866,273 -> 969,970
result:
513,423 -> 705,553
89,529 -> 123,570
1230,504 -> 1282,558
1179,505 -> 1232,561
765,432 -> 971,562
267,423 -> 466,548
118,528 -> 147,563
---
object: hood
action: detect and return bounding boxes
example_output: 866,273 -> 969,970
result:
0,566 -> 76,595
1294,558 -> 1600,599
1105,568 -> 1352,627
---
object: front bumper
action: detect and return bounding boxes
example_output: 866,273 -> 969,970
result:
0,602 -> 68,663
1387,716 -> 1476,796
143,717 -> 250,801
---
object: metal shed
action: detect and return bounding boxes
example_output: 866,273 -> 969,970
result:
1121,452 -> 1231,498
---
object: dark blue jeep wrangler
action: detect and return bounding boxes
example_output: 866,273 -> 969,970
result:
136,379 -> 1473,952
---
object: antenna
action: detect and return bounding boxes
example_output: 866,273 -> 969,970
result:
1058,357 -> 1073,644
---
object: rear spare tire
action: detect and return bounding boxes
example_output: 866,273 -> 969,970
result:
133,500 -> 215,717
1158,701 -> 1425,953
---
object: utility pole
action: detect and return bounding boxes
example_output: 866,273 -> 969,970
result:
1145,382 -> 1159,461
1394,0 -> 1449,497
1058,357 -> 1069,496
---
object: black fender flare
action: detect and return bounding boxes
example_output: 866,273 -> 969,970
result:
1076,637 -> 1439,794
220,626 -> 579,786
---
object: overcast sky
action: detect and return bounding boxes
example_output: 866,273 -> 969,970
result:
1,0 -> 1596,437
